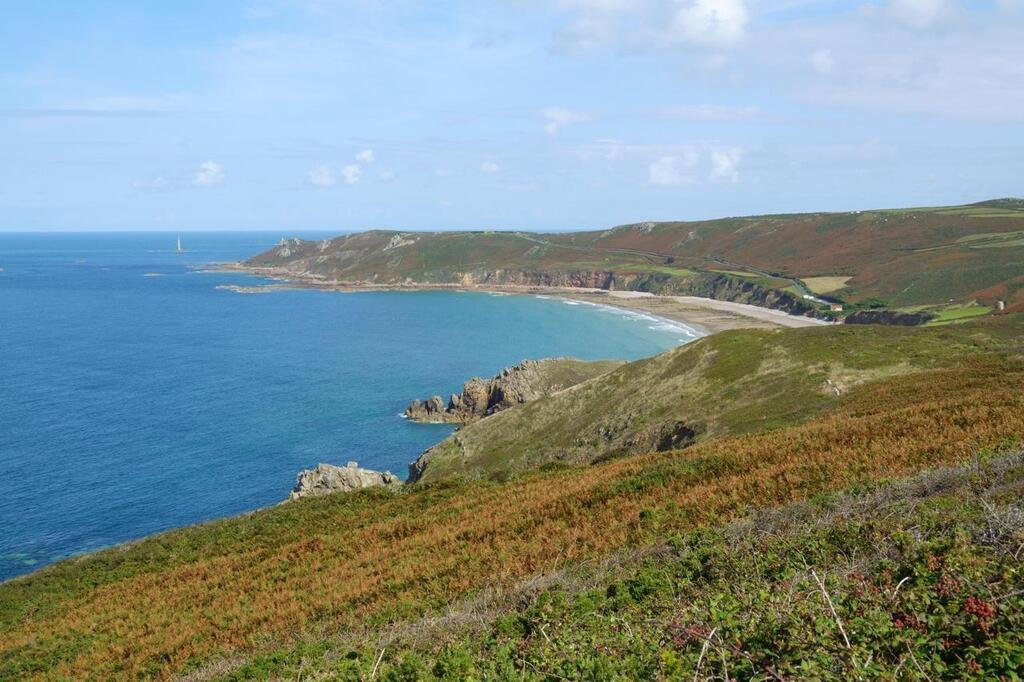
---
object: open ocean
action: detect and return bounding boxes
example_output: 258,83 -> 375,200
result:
0,232 -> 699,581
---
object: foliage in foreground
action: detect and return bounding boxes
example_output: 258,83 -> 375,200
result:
0,352 -> 1021,679
228,448 -> 1024,681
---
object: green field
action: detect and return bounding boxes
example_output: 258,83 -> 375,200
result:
927,305 -> 993,325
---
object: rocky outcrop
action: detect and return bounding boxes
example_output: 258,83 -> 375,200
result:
625,420 -> 705,454
468,270 -> 617,289
289,461 -> 400,500
844,310 -> 935,326
404,358 -> 624,425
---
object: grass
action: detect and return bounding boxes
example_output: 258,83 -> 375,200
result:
1,347 -> 1023,679
803,275 -> 852,294
708,268 -> 763,278
927,305 -> 993,325
613,263 -> 699,277
413,315 -> 1024,482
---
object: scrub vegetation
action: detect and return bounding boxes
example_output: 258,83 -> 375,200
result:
249,198 -> 1024,311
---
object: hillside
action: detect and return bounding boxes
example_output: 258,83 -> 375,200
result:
244,199 -> 1024,314
410,315 -> 1024,482
213,448 -> 1024,680
1,316 -> 1022,679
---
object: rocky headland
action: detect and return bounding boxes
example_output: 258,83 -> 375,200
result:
403,358 -> 625,425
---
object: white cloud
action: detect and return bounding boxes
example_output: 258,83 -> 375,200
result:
709,147 -> 742,182
307,164 -> 336,187
543,106 -> 590,134
480,160 -> 501,174
356,149 -> 375,163
63,92 -> 191,113
554,0 -> 749,51
132,175 -> 171,191
887,0 -> 956,29
649,152 -> 699,186
341,164 -> 361,185
379,170 -> 395,181
668,0 -> 749,47
558,0 -> 632,9
193,161 -> 225,187
809,48 -> 835,74
656,104 -> 760,120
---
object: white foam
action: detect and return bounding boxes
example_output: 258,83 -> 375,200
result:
554,296 -> 704,342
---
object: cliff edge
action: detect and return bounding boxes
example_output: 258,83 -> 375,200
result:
404,358 -> 625,425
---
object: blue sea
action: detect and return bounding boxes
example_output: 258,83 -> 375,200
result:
0,232 -> 699,581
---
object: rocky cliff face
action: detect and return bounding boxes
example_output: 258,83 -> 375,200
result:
844,310 -> 936,326
289,462 -> 400,500
466,270 -> 617,289
404,358 -> 625,425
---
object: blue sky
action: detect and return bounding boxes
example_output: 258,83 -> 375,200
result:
1,0 -> 1022,231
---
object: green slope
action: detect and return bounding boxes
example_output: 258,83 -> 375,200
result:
246,199 -> 1024,311
410,315 -> 1024,482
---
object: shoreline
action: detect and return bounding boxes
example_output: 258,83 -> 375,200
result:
216,263 -> 832,335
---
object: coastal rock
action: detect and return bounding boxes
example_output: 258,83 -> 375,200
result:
289,461 -> 400,500
403,358 -> 624,425
404,395 -> 447,421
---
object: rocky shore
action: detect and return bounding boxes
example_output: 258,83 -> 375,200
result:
289,461 -> 400,500
404,358 -> 624,425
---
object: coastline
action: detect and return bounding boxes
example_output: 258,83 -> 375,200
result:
218,263 -> 832,334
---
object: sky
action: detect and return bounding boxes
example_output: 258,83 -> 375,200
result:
1,0 -> 1022,231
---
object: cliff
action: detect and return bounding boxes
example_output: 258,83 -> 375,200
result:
404,358 -> 625,424
844,310 -> 936,326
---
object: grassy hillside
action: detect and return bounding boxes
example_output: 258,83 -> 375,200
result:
412,315 -> 1024,482
246,199 -> 1024,311
2,319 -> 1022,679
221,447 -> 1024,680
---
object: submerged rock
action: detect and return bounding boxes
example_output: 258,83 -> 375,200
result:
290,461 -> 400,500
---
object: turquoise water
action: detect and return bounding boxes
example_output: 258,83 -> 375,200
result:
0,232 -> 698,581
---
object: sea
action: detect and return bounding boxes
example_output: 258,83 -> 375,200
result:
0,232 -> 700,581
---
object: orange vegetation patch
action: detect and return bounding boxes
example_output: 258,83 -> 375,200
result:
2,359 -> 1023,679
